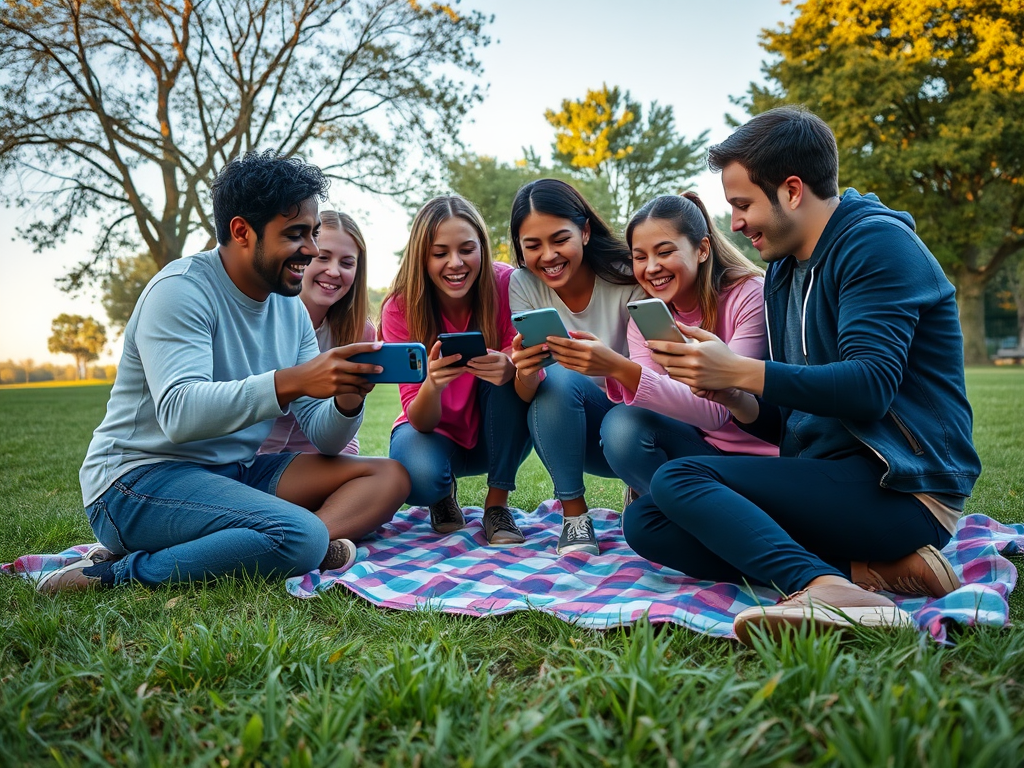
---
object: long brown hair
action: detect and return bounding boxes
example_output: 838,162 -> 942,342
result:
319,210 -> 370,347
626,192 -> 763,333
385,195 -> 500,349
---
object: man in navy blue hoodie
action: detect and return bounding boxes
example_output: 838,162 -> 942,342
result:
623,107 -> 981,645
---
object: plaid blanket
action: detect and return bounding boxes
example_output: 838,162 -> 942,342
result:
286,504 -> 1023,644
6,506 -> 1020,644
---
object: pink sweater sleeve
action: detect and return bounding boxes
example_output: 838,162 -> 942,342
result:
610,278 -> 768,432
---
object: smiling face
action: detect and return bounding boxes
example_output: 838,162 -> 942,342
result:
250,197 -> 321,297
517,211 -> 591,292
302,227 -> 359,314
630,218 -> 709,311
426,216 -> 482,307
722,162 -> 800,263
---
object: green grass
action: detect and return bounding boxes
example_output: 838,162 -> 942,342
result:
1,372 -> 1023,766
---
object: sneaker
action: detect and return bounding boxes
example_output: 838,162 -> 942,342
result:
622,485 -> 640,512
318,538 -> 358,573
733,582 -> 914,647
429,477 -> 465,534
852,545 -> 960,598
483,506 -> 526,545
557,513 -> 599,556
36,544 -> 116,594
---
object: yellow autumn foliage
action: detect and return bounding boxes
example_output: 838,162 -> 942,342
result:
544,84 -> 635,173
771,0 -> 1024,93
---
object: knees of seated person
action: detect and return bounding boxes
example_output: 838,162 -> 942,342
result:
375,457 -> 412,509
648,458 -> 716,524
272,510 -> 331,576
531,366 -> 586,407
600,405 -> 641,464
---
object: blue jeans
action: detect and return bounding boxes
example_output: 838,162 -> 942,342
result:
528,365 -> 617,500
622,453 -> 952,594
87,455 -> 329,586
601,404 -> 719,494
389,380 -> 532,506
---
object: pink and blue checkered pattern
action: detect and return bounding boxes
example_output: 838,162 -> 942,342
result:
5,508 -> 1020,643
285,504 -> 1023,643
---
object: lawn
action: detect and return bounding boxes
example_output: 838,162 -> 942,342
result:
1,371 -> 1023,766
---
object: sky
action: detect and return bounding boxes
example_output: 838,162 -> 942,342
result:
0,0 -> 792,366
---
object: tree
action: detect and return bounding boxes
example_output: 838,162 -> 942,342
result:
445,151 -> 615,257
714,213 -> 766,269
1002,255 -> 1024,349
101,252 -> 161,335
0,0 -> 490,292
741,0 -> 1024,364
545,85 -> 707,227
48,314 -> 107,380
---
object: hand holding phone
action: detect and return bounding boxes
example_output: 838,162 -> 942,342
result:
425,340 -> 470,391
627,298 -> 696,344
438,331 -> 488,367
348,343 -> 427,384
511,308 -> 570,369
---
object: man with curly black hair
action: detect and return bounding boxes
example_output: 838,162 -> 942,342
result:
40,151 -> 410,592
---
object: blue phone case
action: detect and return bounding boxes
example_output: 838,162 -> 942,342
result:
511,308 -> 569,369
349,343 -> 427,384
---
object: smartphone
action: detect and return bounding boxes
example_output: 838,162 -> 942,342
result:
511,308 -> 570,369
438,331 -> 488,367
349,343 -> 427,384
627,298 -> 695,344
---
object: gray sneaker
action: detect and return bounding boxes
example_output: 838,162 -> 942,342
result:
483,505 -> 526,545
557,513 -> 599,556
318,538 -> 357,573
429,477 -> 465,534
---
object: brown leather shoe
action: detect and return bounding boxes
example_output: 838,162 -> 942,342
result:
851,545 -> 960,598
733,583 -> 913,646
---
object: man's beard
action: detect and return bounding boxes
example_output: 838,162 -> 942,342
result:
253,239 -> 303,297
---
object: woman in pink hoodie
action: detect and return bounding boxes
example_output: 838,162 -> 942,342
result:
601,193 -> 778,506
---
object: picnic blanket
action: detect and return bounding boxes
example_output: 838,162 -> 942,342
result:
285,503 -> 1023,644
6,505 -> 1021,644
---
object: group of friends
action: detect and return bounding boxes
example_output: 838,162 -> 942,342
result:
38,107 -> 982,645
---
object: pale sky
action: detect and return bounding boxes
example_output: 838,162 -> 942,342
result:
0,0 -> 791,365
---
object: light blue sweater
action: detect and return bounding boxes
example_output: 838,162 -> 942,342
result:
80,249 -> 361,505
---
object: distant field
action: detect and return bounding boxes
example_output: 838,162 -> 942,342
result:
0,378 -> 112,390
1,370 -> 1022,765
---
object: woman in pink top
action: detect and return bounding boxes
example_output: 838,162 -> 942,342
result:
383,195 -> 532,545
260,210 -> 376,457
601,193 -> 778,504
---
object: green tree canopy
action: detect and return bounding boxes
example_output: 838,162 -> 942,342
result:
545,85 -> 707,228
0,0 -> 490,292
101,253 -> 161,336
741,0 -> 1024,364
445,151 -> 615,260
48,314 -> 107,380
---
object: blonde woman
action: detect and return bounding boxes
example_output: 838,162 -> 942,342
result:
260,210 -> 375,456
382,195 -> 531,545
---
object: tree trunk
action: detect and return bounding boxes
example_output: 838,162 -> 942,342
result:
955,270 -> 990,366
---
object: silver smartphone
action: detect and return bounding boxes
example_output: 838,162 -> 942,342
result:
626,298 -> 695,344
511,308 -> 570,368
